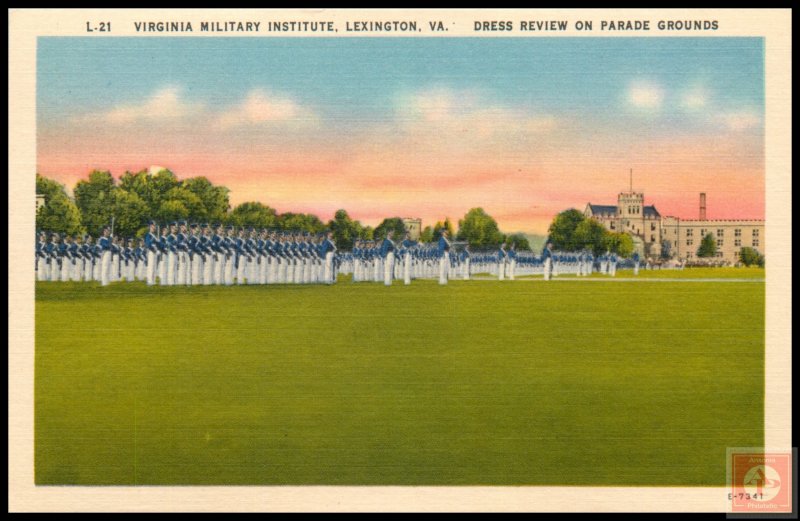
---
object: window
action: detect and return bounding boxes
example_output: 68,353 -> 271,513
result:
717,229 -> 724,238
686,229 -> 694,237
735,239 -> 741,247
687,239 -> 694,247
610,222 -> 615,230
651,235 -> 655,242
753,239 -> 759,247
717,239 -> 724,247
701,229 -> 706,236
753,229 -> 760,237
651,223 -> 656,231
734,229 -> 742,237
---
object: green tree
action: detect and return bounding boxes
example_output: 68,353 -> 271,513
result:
547,209 -> 587,251
182,176 -> 230,223
504,233 -> 531,251
419,226 -> 433,243
278,212 -> 326,233
118,169 -> 155,212
36,173 -> 67,201
697,233 -> 717,258
360,226 -> 375,240
36,182 -> 84,236
738,247 -> 763,267
228,202 -> 279,229
156,199 -> 189,223
150,168 -> 179,196
163,187 -> 205,222
110,189 -> 149,237
603,232 -> 634,258
374,217 -> 406,240
573,218 -> 607,256
328,209 -> 362,250
73,170 -> 116,236
432,218 -> 456,241
456,207 -> 504,248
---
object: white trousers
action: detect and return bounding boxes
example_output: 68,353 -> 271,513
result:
224,255 -> 235,285
237,256 -> 247,285
146,251 -> 157,285
100,252 -> 111,286
403,253 -> 411,285
204,254 -> 214,285
84,259 -> 94,281
268,257 -> 278,284
439,256 -> 449,285
544,258 -> 552,281
509,260 -> 516,281
166,252 -> 176,286
324,252 -> 334,284
384,252 -> 394,286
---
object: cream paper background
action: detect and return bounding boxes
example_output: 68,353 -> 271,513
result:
8,8 -> 792,512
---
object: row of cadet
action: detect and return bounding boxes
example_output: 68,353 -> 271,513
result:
35,221 -> 338,286
36,223 -> 641,286
336,230 -> 636,285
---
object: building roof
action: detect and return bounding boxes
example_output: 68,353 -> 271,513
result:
587,203 -> 661,218
587,204 -> 617,216
643,205 -> 660,218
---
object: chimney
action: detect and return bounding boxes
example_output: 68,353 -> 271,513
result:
699,193 -> 706,220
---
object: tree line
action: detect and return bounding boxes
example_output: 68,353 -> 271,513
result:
546,209 -> 635,257
36,169 -> 532,251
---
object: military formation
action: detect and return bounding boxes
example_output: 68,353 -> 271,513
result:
36,223 -> 630,286
36,221 -> 338,287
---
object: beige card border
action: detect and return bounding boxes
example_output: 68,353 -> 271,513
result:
8,8 -> 792,512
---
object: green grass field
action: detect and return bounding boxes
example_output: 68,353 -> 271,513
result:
35,272 -> 765,486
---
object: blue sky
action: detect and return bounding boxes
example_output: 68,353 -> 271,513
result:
37,37 -> 765,232
38,37 -> 764,126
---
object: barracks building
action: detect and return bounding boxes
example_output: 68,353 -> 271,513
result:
584,191 -> 764,264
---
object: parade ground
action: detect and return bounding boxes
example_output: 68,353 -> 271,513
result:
35,268 -> 765,486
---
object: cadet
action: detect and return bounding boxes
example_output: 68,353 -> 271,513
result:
82,236 -> 95,281
497,243 -> 507,281
438,229 -> 451,285
381,230 -> 396,286
400,232 -> 416,285
143,221 -> 158,285
158,225 -> 169,285
632,251 -> 640,276
508,244 -> 517,281
165,222 -> 178,286
98,227 -> 112,286
59,234 -> 73,282
542,242 -> 554,281
320,230 -> 337,284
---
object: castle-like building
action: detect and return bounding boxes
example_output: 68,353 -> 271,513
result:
584,190 -> 764,264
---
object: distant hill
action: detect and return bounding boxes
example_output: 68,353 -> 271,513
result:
504,232 -> 547,252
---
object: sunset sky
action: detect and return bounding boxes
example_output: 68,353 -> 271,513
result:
37,37 -> 764,233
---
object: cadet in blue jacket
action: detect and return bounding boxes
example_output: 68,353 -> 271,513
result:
542,242 -> 554,281
438,229 -> 451,285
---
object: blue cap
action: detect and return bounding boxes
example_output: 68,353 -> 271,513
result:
170,221 -> 178,226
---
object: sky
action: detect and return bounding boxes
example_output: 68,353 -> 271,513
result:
37,37 -> 765,233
